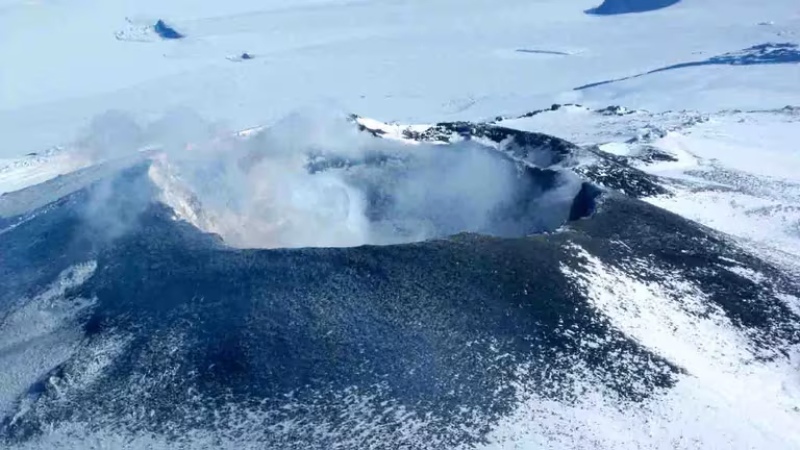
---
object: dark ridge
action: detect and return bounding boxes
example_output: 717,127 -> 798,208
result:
515,49 -> 570,56
495,104 -> 630,124
576,43 -> 800,90
586,0 -> 680,15
636,146 -> 679,163
351,116 -> 580,167
596,105 -> 635,116
513,103 -> 583,120
417,122 -> 579,167
154,20 -> 184,40
350,114 -> 386,137
577,147 -> 671,198
352,116 -> 670,200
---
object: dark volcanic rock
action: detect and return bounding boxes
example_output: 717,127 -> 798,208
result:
2,126 -> 798,449
578,147 -> 672,198
586,0 -> 681,15
354,117 -> 671,199
154,20 -> 184,40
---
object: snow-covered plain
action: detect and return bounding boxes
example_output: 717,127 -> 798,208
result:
2,0 -> 800,156
3,0 -> 800,449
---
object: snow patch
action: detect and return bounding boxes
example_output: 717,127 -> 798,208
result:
596,142 -> 630,156
510,244 -> 800,450
354,117 -> 434,144
0,262 -> 97,417
0,150 -> 92,196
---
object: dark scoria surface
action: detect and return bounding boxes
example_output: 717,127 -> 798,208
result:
1,128 -> 799,449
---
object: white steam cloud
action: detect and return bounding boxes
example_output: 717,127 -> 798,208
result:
72,108 -> 583,249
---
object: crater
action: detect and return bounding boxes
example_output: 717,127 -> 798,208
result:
154,132 -> 596,248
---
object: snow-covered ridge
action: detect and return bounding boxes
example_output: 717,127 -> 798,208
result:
354,104 -> 800,272
0,148 -> 93,197
495,104 -> 800,269
353,117 -> 436,145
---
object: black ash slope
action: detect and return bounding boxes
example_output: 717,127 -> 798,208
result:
1,124 -> 798,449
